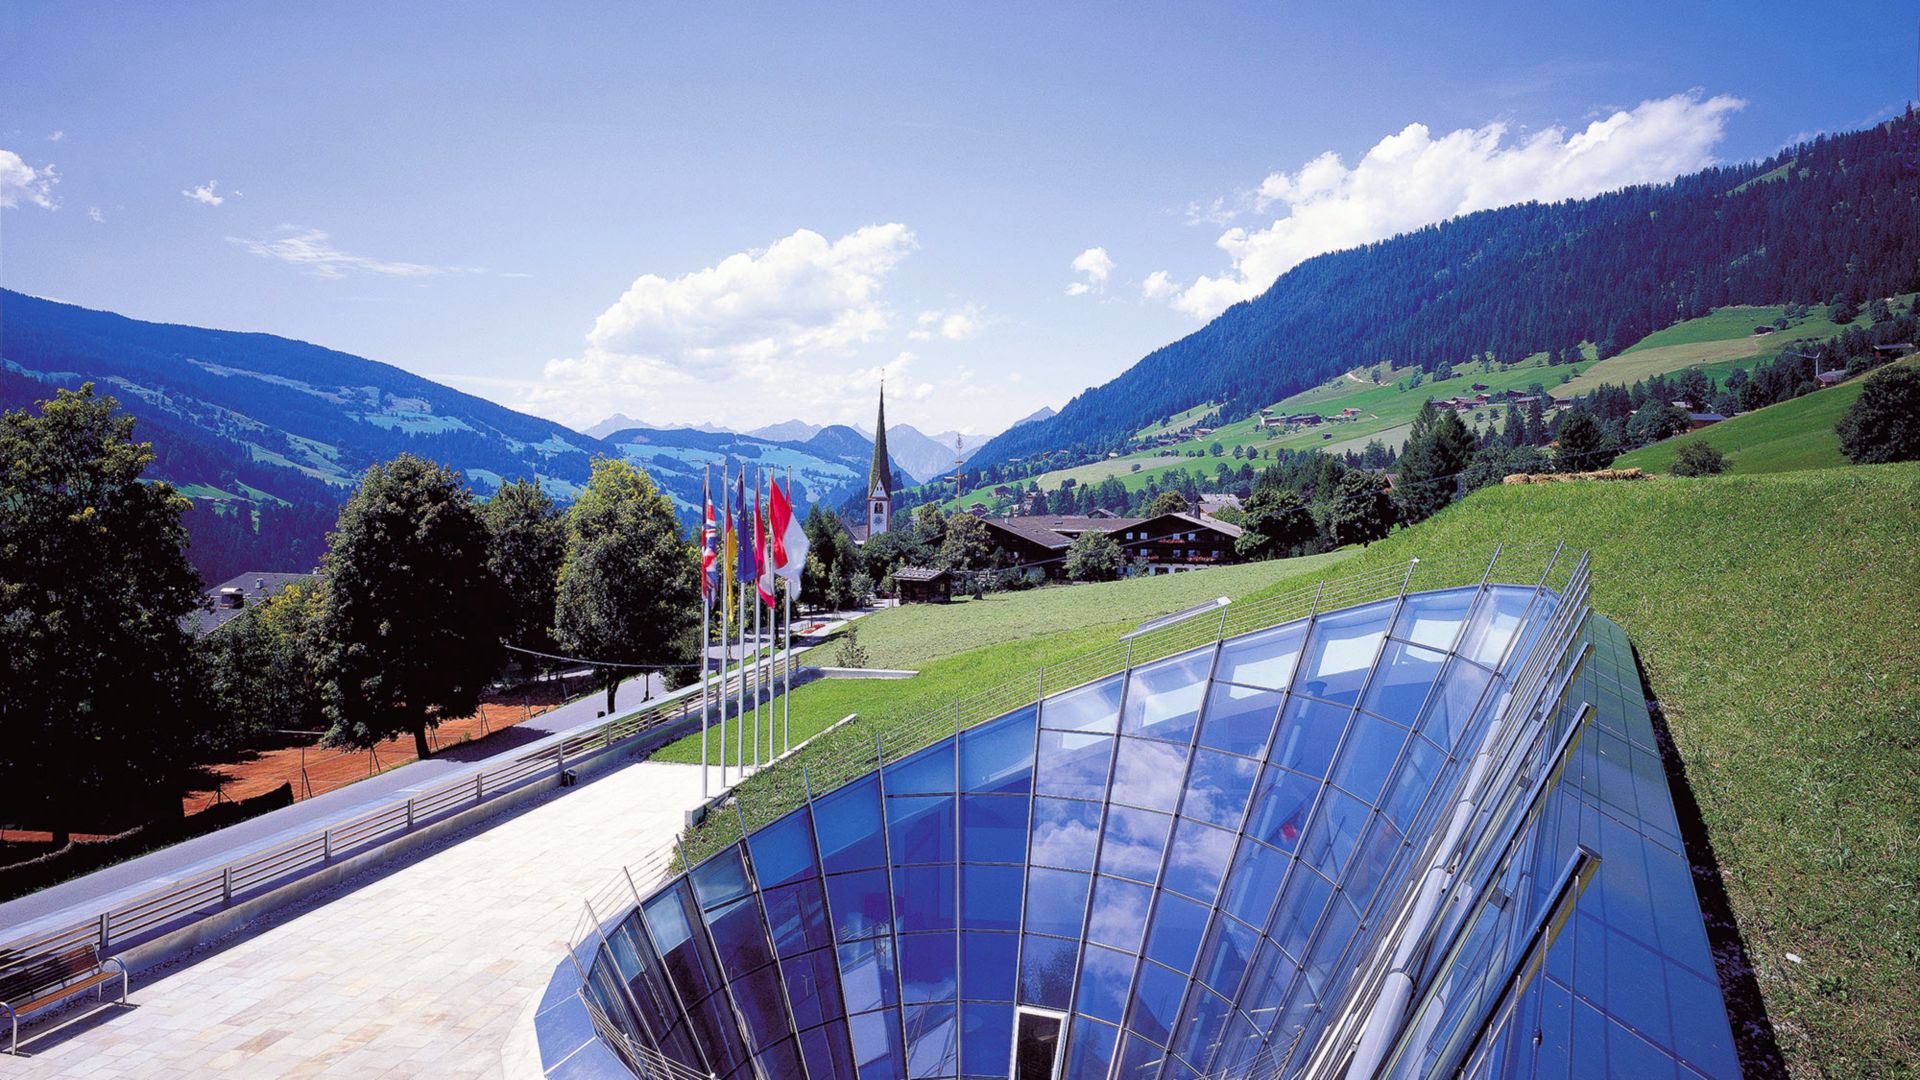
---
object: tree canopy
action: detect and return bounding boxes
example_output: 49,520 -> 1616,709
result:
483,478 -> 566,666
1064,529 -> 1124,582
317,454 -> 507,757
1235,487 -> 1316,560
1836,364 -> 1920,465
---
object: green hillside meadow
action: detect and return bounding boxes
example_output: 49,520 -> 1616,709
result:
1617,356 -> 1918,475
675,464 -> 1920,1076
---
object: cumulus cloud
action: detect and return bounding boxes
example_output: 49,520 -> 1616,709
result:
46,130 -> 65,142
1141,270 -> 1180,301
228,226 -> 477,279
182,180 -> 225,206
88,206 -> 104,223
1067,246 -> 1114,296
1159,91 -> 1746,318
910,304 -> 982,341
0,150 -> 60,210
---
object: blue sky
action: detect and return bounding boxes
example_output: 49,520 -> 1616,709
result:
2,2 -> 1914,436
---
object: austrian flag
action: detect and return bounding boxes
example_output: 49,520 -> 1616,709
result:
769,477 -> 808,587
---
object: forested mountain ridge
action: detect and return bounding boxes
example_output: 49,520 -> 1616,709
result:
0,291 -> 893,583
976,110 -> 1920,467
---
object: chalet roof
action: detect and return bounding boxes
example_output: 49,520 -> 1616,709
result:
892,566 -> 951,583
192,571 -> 316,636
1688,412 -> 1729,423
1815,370 -> 1849,385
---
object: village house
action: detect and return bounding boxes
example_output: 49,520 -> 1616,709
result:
980,512 -> 1245,579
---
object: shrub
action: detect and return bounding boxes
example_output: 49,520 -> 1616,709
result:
1671,442 -> 1727,476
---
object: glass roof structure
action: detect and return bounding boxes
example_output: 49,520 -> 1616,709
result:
563,566 -> 1738,1080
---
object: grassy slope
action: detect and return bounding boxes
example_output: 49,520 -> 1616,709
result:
1617,355 -> 1917,476
655,551 -> 1353,767
684,465 -> 1920,1075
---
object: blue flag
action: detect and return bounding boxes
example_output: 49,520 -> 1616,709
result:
734,470 -> 757,583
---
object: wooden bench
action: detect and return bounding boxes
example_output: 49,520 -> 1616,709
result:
0,944 -> 128,1053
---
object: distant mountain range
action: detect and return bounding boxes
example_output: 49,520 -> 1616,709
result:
975,112 -> 1920,467
0,290 -> 901,583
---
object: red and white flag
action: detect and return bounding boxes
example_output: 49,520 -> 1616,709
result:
769,475 -> 809,587
755,479 -> 778,608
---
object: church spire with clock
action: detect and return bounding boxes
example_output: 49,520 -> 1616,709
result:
867,382 -> 893,537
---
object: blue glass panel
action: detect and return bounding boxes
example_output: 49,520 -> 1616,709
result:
1111,736 -> 1189,812
784,947 -> 846,1029
1124,960 -> 1187,1045
1168,986 -> 1235,1073
817,775 -> 888,873
1236,939 -> 1293,1030
1330,712 -> 1410,805
748,806 -> 819,887
1029,796 -> 1102,869
763,879 -> 834,957
1099,806 -> 1172,884
1381,734 -> 1446,833
1210,1013 -> 1263,1077
1296,601 -> 1391,705
1457,585 -> 1537,668
960,707 -> 1036,794
960,864 -> 1023,931
1019,934 -> 1076,1008
1039,673 -> 1124,733
706,895 -> 775,977
1075,943 -> 1137,1022
1268,695 -> 1349,778
800,1020 -> 855,1080
849,1008 -> 904,1080
888,738 -> 956,796
960,1002 -> 1013,1075
733,963 -> 794,1050
904,1001 -> 958,1078
1144,892 -> 1209,972
1196,681 -> 1284,757
1181,747 -> 1258,827
827,868 -> 894,941
1245,766 -> 1319,852
1360,640 -> 1448,723
894,864 -> 957,933
901,932 -> 958,1003
1301,789 -> 1369,880
1419,660 -> 1494,749
838,936 -> 899,1013
1196,914 -> 1258,997
1120,649 -> 1212,743
1034,731 -> 1114,800
1302,894 -> 1358,994
959,931 -> 1018,1001
1392,586 -> 1477,650
1213,621 -> 1306,691
1086,875 -> 1153,952
960,794 -> 1028,864
1217,838 -> 1289,928
1344,814 -> 1405,910
889,795 -> 957,865
1268,975 -> 1319,1060
1023,867 -> 1091,937
1162,818 -> 1234,903
1063,1017 -> 1120,1080
642,883 -> 696,953
1269,867 -> 1332,962
754,1038 -> 807,1079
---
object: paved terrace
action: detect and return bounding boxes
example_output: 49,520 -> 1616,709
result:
8,758 -> 706,1078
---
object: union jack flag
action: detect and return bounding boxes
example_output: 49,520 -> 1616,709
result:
700,468 -> 720,606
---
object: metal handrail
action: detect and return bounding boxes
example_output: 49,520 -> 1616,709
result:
0,650 -> 797,986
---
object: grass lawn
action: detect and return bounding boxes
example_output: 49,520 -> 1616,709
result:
684,463 -> 1920,1075
1616,356 -> 1915,475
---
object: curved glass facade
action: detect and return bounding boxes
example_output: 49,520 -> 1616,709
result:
571,582 -> 1737,1080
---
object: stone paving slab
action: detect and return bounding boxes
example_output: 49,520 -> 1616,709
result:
7,760 -> 708,1079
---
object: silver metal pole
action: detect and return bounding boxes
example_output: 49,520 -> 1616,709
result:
718,461 -> 729,790
753,472 -> 764,770
700,468 -> 711,801
784,465 -> 794,757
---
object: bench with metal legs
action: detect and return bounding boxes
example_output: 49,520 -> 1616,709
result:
0,944 -> 129,1054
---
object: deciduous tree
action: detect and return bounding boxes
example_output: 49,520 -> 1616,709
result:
1064,529 -> 1124,582
1836,364 -> 1920,464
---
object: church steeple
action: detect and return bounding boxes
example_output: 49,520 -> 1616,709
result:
867,382 -> 892,535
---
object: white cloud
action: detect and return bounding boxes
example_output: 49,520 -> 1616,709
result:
1162,90 -> 1746,318
910,304 -> 982,341
228,226 -> 477,279
532,224 -> 939,427
88,206 -> 104,223
1067,246 -> 1115,296
0,150 -> 60,210
46,130 -> 65,142
1141,270 -> 1180,301
182,180 -> 225,206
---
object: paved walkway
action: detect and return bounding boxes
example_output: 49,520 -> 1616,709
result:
7,760 -> 708,1078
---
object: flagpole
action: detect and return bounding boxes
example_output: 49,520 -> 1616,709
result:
753,467 -> 765,770
718,460 -> 729,790
699,465 -> 711,800
784,466 -> 794,757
